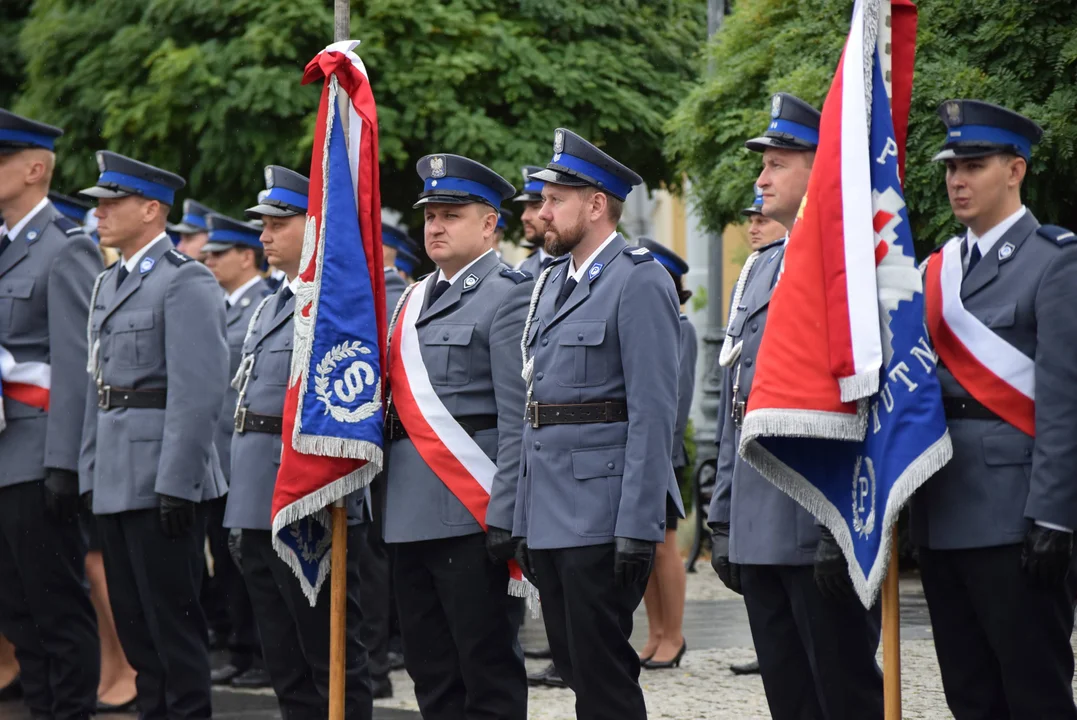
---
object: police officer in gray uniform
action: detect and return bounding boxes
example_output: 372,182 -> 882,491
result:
708,94 -> 883,720
201,214 -> 272,687
171,199 -> 217,259
383,154 -> 530,720
513,165 -> 552,278
512,129 -> 682,720
78,151 -> 229,720
0,110 -> 101,720
915,101 -> 1077,720
227,165 -> 373,720
381,223 -> 410,313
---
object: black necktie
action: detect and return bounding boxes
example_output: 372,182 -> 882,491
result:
116,265 -> 129,289
967,243 -> 982,276
555,276 -> 577,312
0,234 -> 9,258
276,286 -> 294,315
428,280 -> 451,307
540,256 -> 553,271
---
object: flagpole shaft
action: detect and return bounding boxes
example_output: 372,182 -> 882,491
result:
328,501 -> 348,720
882,525 -> 902,719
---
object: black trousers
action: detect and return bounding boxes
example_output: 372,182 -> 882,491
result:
241,527 -> 372,720
392,534 -> 526,720
98,508 -> 211,720
740,564 -> 883,720
919,545 -> 1077,720
203,496 -> 259,668
0,481 -> 99,720
358,476 -> 391,682
530,544 -> 647,720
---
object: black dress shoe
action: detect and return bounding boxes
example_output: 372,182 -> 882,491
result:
231,667 -> 272,689
210,663 -> 245,685
96,696 -> 138,713
372,675 -> 393,699
523,646 -> 552,660
0,675 -> 22,702
388,651 -> 405,671
527,662 -> 568,688
729,659 -> 761,675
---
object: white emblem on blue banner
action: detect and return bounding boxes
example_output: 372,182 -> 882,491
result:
588,263 -> 602,280
998,242 -> 1015,260
140,257 -> 155,274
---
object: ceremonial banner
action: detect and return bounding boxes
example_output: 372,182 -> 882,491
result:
274,40 -> 387,604
0,344 -> 50,434
739,0 -> 952,607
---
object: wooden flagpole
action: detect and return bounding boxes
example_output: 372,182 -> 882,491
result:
882,525 -> 901,719
328,5 -> 351,720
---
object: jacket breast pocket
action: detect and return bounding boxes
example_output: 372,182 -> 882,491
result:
977,304 -> 1016,330
557,320 -> 607,387
570,445 -> 625,537
426,324 -> 474,386
261,347 -> 293,387
0,278 -> 35,332
982,432 -> 1033,523
109,309 -> 157,369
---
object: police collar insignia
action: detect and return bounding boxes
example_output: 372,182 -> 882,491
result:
463,273 -> 478,288
25,230 -> 38,241
241,296 -> 252,308
588,262 -> 603,280
139,257 -> 156,274
998,241 -> 1015,260
429,156 -> 446,178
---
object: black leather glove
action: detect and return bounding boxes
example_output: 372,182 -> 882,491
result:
158,494 -> 196,538
1021,525 -> 1074,588
485,526 -> 517,565
514,540 -> 538,585
613,537 -> 655,589
43,468 -> 80,522
228,528 -> 243,570
710,522 -> 742,594
814,527 -> 856,601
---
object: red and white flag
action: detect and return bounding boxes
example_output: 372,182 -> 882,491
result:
0,345 -> 50,433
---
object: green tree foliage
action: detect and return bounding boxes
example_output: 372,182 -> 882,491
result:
666,0 -> 1077,257
14,0 -> 705,222
0,0 -> 32,107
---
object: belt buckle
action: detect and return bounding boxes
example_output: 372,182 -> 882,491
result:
234,407 -> 247,434
97,385 -> 111,410
527,402 -> 540,429
732,401 -> 745,428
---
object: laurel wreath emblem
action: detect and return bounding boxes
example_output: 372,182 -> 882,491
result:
314,340 -> 382,423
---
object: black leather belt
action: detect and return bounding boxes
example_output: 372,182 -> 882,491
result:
97,386 -> 166,410
385,410 -> 497,441
942,396 -> 1000,422
234,408 -> 283,434
526,401 -> 628,428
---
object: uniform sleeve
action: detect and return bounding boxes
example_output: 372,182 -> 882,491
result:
708,363 -> 736,527
672,320 -> 698,467
485,279 -> 533,531
1025,244 -> 1077,529
614,263 -> 680,541
156,264 -> 229,500
44,234 -> 103,472
78,371 -> 99,496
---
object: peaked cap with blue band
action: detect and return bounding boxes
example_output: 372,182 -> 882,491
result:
932,99 -> 1043,162
513,165 -> 546,203
414,154 -> 515,209
245,165 -> 310,218
395,246 -> 420,276
741,185 -> 765,217
638,237 -> 689,277
745,93 -> 821,153
79,150 -> 185,206
172,199 -> 218,234
48,191 -> 93,224
382,222 -> 416,253
0,109 -> 63,153
203,213 -> 264,253
166,222 -> 183,246
496,207 -> 513,230
530,128 -> 642,202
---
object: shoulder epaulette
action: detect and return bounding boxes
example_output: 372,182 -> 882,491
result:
53,216 -> 84,235
1037,225 -> 1077,245
501,267 -> 532,283
623,246 -> 654,264
548,254 -> 570,266
164,249 -> 193,266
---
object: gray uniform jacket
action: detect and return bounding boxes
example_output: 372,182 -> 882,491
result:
513,235 -> 683,550
0,201 -> 102,486
215,278 -> 272,483
516,250 -> 548,279
383,266 -> 406,320
672,314 -> 698,470
224,285 -> 366,530
708,239 -> 820,566
383,251 -> 533,544
79,235 -> 229,514
912,211 -> 1077,549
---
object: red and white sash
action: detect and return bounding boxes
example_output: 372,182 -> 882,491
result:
925,238 -> 1034,436
388,277 -> 532,598
0,344 -> 50,433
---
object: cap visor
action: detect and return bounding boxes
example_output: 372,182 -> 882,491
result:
244,203 -> 300,219
512,192 -> 544,204
740,208 -> 763,217
528,168 -> 589,187
744,136 -> 816,153
413,195 -> 483,209
931,145 -> 1011,162
79,186 -> 132,200
202,241 -> 238,253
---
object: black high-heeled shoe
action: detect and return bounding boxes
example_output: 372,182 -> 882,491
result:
641,640 -> 687,670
